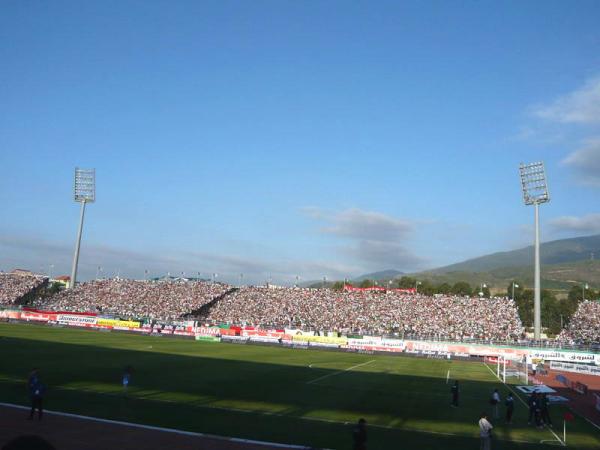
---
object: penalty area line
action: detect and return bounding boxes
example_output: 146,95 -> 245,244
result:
306,359 -> 376,385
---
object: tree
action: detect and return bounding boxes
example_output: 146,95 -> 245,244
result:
359,279 -> 373,288
515,289 -> 534,328
418,280 -> 435,296
332,281 -> 346,291
397,276 -> 416,289
505,281 -> 524,301
540,290 -> 561,335
436,283 -> 452,294
451,281 -> 472,296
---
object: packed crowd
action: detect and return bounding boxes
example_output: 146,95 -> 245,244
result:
199,287 -> 524,340
557,300 -> 600,344
0,273 -> 47,305
34,279 -> 230,321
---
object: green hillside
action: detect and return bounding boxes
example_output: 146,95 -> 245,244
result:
431,234 -> 600,274
412,259 -> 600,293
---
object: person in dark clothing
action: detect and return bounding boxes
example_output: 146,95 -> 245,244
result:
527,392 -> 538,425
28,370 -> 45,421
541,393 -> 553,427
352,418 -> 367,450
451,380 -> 459,407
505,392 -> 515,424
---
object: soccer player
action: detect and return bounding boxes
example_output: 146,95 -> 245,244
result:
527,391 -> 537,425
28,370 -> 45,420
490,389 -> 500,419
352,418 -> 367,450
122,365 -> 132,393
451,380 -> 459,407
540,393 -> 553,428
505,393 -> 514,424
478,412 -> 493,450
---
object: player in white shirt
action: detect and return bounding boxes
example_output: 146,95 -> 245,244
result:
478,412 -> 493,450
491,388 -> 501,418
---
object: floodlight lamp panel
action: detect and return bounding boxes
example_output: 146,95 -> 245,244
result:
74,168 -> 96,203
519,161 -> 550,205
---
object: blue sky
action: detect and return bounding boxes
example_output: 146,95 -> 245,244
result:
1,1 -> 600,284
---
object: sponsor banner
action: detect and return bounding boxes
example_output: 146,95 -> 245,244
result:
195,326 -> 221,337
243,330 -> 285,339
221,335 -> 249,342
195,335 -> 221,342
347,337 -> 405,353
173,330 -> 195,337
281,340 -> 309,348
550,361 -> 600,377
249,336 -> 281,344
293,335 -> 348,345
527,349 -> 600,365
403,340 -> 528,360
219,328 -> 239,336
97,318 -> 140,328
57,314 -> 97,326
343,285 -> 416,294
21,311 -> 57,322
285,329 -> 315,337
0,310 -> 22,320
309,342 -> 341,348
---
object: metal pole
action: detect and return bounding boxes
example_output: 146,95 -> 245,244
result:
534,202 -> 541,339
512,282 -> 515,301
70,201 -> 86,288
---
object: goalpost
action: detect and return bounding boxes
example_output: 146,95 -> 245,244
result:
503,355 -> 528,385
487,355 -> 528,385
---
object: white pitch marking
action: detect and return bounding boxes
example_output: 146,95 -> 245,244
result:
306,359 -> 376,385
0,402 -> 315,449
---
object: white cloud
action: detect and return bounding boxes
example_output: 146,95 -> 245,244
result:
533,77 -> 600,124
550,213 -> 600,234
305,207 -> 425,271
562,138 -> 600,186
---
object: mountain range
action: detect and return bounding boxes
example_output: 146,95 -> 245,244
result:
345,234 -> 600,291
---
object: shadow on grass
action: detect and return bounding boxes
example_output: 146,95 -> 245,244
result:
0,324 -> 592,450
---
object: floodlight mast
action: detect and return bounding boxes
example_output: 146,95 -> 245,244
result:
519,162 -> 550,340
70,168 -> 95,289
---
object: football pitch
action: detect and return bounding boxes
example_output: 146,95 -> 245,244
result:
0,323 -> 598,449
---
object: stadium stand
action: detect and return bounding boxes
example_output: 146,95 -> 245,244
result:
33,279 -> 230,321
557,300 -> 600,345
197,287 -> 524,340
0,272 -> 48,306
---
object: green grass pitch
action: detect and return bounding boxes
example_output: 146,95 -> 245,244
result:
1,322 -> 598,449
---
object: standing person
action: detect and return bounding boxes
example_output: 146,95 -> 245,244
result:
478,412 -> 493,450
122,366 -> 132,393
352,418 -> 367,450
490,389 -> 501,419
527,392 -> 538,425
28,370 -> 45,421
505,392 -> 515,424
451,380 -> 459,407
540,393 -> 553,428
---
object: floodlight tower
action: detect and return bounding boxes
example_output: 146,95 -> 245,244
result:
519,162 -> 550,339
70,168 -> 95,288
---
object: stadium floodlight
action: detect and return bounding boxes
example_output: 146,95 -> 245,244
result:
70,168 -> 95,289
519,162 -> 550,339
